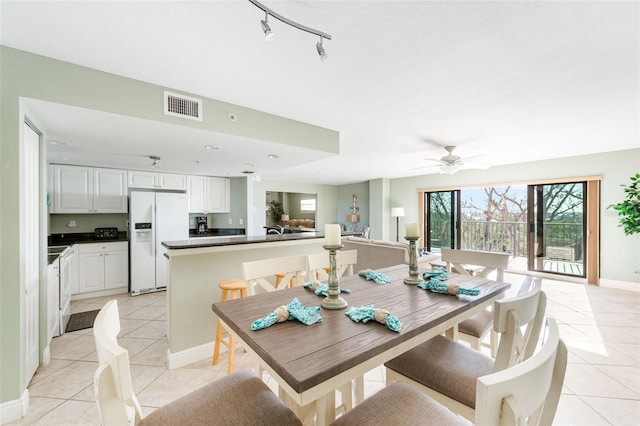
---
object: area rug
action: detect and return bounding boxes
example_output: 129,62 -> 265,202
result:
65,309 -> 100,333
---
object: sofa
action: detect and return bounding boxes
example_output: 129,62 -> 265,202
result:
342,236 -> 440,273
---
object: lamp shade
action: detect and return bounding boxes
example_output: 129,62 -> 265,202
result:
346,214 -> 359,223
391,207 -> 405,217
281,214 -> 289,221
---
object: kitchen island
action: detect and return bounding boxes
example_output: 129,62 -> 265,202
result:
162,232 -> 326,368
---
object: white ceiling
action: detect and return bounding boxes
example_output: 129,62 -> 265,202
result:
2,1 -> 638,185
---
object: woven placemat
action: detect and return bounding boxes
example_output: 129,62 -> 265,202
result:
65,309 -> 100,333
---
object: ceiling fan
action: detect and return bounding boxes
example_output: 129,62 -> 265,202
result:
417,145 -> 489,175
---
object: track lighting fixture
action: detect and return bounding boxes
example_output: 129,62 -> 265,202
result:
261,12 -> 275,41
316,36 -> 328,60
249,0 -> 331,59
149,155 -> 160,168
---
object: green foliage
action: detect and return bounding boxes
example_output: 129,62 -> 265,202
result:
610,173 -> 640,236
268,200 -> 285,223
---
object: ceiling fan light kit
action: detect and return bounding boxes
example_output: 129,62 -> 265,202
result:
249,0 -> 331,60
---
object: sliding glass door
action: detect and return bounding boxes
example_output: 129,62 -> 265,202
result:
423,180 -> 589,279
528,182 -> 586,277
424,190 -> 459,252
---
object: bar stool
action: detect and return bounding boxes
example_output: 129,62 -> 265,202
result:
212,278 -> 247,373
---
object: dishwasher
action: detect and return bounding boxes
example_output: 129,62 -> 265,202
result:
50,245 -> 74,335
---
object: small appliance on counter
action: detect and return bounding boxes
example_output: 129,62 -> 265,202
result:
94,227 -> 119,240
195,216 -> 208,234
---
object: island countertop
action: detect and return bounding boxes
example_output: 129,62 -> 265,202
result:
161,231 -> 323,250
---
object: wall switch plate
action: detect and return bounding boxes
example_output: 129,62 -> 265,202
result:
228,218 -> 233,225
239,218 -> 243,225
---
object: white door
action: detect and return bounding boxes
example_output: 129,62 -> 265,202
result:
155,192 -> 189,288
22,121 -> 40,383
130,191 -> 156,293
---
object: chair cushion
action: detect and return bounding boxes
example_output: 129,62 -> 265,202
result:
458,308 -> 493,337
139,369 -> 301,426
329,382 -> 467,425
384,335 -> 494,408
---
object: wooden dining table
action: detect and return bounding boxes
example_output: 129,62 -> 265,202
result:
211,264 -> 510,425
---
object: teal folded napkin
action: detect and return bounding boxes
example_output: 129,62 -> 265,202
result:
251,298 -> 322,330
304,280 -> 351,297
422,267 -> 449,281
358,269 -> 392,284
418,278 -> 480,296
345,304 -> 401,332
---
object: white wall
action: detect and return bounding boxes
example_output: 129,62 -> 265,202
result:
389,149 -> 640,283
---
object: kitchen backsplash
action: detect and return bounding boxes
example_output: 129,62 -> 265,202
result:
49,213 -> 128,234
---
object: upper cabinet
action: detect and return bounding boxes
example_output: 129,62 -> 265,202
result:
51,165 -> 127,214
188,176 -> 230,213
127,171 -> 187,190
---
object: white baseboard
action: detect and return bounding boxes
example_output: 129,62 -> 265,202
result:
0,389 -> 28,425
599,278 -> 640,292
43,345 -> 51,366
167,341 -> 216,369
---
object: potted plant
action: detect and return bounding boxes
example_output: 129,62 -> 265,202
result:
610,173 -> 640,236
268,200 -> 285,224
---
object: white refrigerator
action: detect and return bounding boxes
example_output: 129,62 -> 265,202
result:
129,191 -> 188,295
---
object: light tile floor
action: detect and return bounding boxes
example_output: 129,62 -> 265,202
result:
10,274 -> 640,425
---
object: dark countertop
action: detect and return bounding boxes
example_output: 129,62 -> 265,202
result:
162,232 -> 324,250
48,232 -> 129,246
188,228 -> 245,238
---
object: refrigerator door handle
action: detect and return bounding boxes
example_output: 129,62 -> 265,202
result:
151,202 -> 156,259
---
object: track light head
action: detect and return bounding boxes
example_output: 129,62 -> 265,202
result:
316,37 -> 328,60
261,13 -> 275,41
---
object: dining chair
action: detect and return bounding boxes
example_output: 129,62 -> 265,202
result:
441,248 -> 510,356
331,318 -> 567,426
384,278 -> 547,421
307,249 -> 358,281
242,255 -> 308,296
93,299 -> 302,426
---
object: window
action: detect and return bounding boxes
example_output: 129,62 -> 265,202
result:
300,198 -> 316,212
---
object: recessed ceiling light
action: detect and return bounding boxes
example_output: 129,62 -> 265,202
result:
204,145 -> 220,150
267,154 -> 279,159
244,163 -> 255,167
48,140 -> 67,146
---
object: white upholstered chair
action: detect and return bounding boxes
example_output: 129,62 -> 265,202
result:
93,299 -> 302,426
441,248 -> 510,356
331,318 -> 567,426
385,279 -> 547,421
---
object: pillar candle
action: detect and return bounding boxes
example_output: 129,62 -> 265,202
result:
405,222 -> 419,238
325,224 -> 341,246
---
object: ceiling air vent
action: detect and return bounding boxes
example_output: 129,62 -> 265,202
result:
164,91 -> 202,121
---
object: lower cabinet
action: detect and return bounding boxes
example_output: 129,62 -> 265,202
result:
78,242 -> 128,293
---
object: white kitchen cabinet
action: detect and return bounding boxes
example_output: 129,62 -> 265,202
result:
52,165 -> 93,213
78,242 -> 128,294
188,176 -> 230,213
93,168 -> 128,212
128,170 -> 187,190
47,259 -> 60,342
51,165 -> 127,213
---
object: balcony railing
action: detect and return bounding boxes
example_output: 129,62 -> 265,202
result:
429,220 -> 583,260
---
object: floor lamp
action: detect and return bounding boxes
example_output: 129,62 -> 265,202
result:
391,207 -> 405,242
